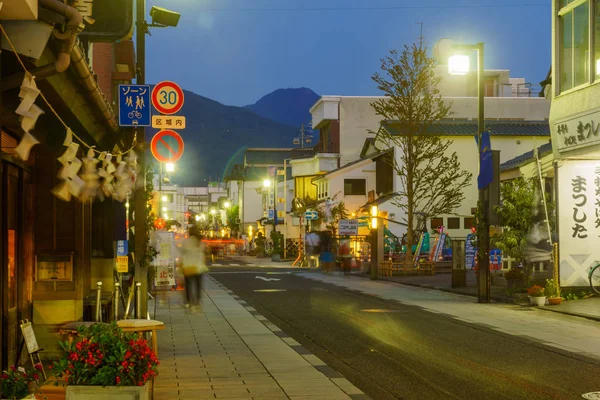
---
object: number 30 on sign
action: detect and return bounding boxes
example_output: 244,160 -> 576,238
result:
151,81 -> 185,115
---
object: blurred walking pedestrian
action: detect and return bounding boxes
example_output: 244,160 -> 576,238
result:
181,226 -> 209,312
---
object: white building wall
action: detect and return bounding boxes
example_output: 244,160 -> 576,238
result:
338,97 -> 383,166
241,181 -> 264,229
387,135 -> 549,239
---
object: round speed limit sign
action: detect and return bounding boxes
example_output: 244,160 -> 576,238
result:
151,81 -> 185,115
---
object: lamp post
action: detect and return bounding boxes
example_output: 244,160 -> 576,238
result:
449,42 -> 490,303
263,179 -> 274,233
370,205 -> 381,280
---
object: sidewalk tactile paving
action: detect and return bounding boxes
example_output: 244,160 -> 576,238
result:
151,276 -> 367,399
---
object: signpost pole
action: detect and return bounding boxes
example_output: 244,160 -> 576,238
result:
134,0 -> 148,320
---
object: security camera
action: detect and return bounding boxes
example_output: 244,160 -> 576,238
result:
150,6 -> 181,28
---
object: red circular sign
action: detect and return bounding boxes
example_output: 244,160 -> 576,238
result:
151,81 -> 185,115
150,130 -> 184,163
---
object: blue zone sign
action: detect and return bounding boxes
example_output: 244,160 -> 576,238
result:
119,85 -> 151,127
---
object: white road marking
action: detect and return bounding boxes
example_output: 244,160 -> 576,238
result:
256,276 -> 281,282
230,263 -> 240,266
212,263 -> 222,266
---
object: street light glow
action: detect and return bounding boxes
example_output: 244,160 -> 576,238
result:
210,209 -> 216,215
263,179 -> 272,188
162,207 -> 167,212
195,215 -> 201,221
371,205 -> 378,229
224,201 -> 231,208
162,196 -> 167,202
448,54 -> 470,75
165,162 -> 175,172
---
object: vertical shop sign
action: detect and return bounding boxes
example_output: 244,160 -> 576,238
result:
558,160 -> 600,286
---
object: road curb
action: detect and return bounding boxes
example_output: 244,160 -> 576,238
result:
536,305 -> 600,322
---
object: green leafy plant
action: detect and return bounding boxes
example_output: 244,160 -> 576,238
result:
270,230 -> 284,257
504,268 -> 524,280
492,177 -> 555,265
545,278 -> 560,298
0,364 -> 42,399
52,322 -> 158,387
527,285 -> 545,297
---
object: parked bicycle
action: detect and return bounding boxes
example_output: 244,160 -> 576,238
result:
589,262 -> 600,294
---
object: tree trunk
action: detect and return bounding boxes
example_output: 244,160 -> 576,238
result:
406,137 -> 414,259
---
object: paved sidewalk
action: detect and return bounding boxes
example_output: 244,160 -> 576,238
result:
152,277 -> 367,399
299,272 -> 600,362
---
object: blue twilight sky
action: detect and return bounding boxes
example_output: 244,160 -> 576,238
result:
145,0 -> 550,107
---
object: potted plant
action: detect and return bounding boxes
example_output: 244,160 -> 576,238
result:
0,365 -> 42,400
545,278 -> 563,305
52,322 -> 158,400
527,284 -> 546,306
270,231 -> 283,262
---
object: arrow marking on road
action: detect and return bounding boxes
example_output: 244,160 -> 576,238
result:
256,276 -> 280,282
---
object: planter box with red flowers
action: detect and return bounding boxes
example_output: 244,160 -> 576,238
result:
0,364 -> 43,400
51,322 -> 159,400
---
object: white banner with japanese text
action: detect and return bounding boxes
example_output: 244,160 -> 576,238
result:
154,260 -> 175,286
558,160 -> 600,286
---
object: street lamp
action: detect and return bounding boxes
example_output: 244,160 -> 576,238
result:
263,178 -> 278,232
165,162 -> 175,172
370,205 -> 380,281
195,214 -> 201,222
449,41 -> 490,303
224,201 -> 231,209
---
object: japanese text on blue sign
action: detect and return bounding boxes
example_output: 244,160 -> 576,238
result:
119,85 -> 151,127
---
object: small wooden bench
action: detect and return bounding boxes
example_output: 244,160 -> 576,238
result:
380,260 -> 436,276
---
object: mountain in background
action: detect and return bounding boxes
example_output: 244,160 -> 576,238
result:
245,87 -> 320,129
148,90 -> 300,187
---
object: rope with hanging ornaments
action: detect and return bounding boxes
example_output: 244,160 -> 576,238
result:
0,23 -> 139,156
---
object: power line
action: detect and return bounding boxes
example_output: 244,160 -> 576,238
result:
198,4 -> 548,12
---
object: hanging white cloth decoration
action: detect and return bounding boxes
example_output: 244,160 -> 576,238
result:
113,159 -> 133,202
67,174 -> 85,197
57,157 -> 82,180
79,148 -> 100,202
20,104 -> 44,133
58,142 -> 79,165
63,128 -> 73,147
51,181 -> 71,202
98,153 -> 115,199
14,131 -> 40,161
15,74 -> 40,116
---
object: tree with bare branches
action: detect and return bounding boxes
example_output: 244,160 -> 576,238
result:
371,43 -> 472,257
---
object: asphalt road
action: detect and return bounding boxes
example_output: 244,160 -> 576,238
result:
209,259 -> 600,400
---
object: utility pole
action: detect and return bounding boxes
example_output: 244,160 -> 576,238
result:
417,22 -> 424,48
134,0 -> 148,319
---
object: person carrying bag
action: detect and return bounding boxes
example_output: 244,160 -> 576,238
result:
181,227 -> 209,312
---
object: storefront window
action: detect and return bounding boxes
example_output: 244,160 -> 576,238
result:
559,1 -> 589,92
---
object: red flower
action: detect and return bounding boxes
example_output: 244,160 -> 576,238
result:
34,363 -> 43,371
115,376 -> 121,384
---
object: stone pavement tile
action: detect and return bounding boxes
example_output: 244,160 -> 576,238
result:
178,389 -> 218,398
155,279 -> 359,400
